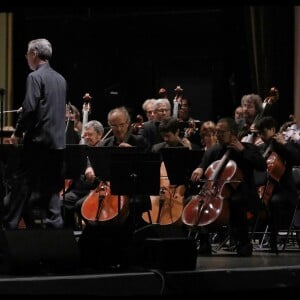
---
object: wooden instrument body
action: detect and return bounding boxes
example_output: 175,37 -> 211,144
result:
81,181 -> 129,225
182,155 -> 243,228
142,162 -> 185,225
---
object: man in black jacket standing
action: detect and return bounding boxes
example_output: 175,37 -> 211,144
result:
4,38 -> 67,229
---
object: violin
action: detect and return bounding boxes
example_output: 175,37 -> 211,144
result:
280,115 -> 300,142
182,120 -> 201,139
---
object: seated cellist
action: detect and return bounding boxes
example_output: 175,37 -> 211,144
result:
148,117 -> 200,226
255,116 -> 300,253
62,120 -> 104,229
189,117 -> 267,256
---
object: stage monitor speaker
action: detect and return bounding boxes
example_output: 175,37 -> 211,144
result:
78,225 -> 132,270
131,224 -> 197,271
143,237 -> 197,271
0,229 -> 80,274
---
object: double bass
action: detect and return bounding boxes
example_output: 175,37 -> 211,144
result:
182,149 -> 243,227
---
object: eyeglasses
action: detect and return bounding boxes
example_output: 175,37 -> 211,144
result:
110,123 -> 127,129
156,109 -> 170,113
146,110 -> 155,114
216,130 -> 230,135
25,50 -> 34,59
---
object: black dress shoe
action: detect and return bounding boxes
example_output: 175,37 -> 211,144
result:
198,241 -> 212,256
269,235 -> 279,254
296,229 -> 300,248
236,242 -> 253,257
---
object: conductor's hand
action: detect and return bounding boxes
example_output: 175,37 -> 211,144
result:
9,133 -> 21,145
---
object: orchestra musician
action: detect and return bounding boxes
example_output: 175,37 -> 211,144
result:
177,97 -> 202,147
62,120 -> 105,230
234,106 -> 244,126
147,117 -> 198,227
199,120 -> 218,151
99,106 -> 150,229
237,93 -> 263,142
100,106 -> 149,150
151,116 -> 201,212
255,116 -> 300,252
65,103 -> 82,144
151,117 -> 200,153
138,98 -> 171,152
190,117 -> 267,256
79,106 -> 150,270
142,98 -> 157,121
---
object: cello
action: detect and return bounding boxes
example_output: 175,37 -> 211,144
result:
142,161 -> 185,225
258,142 -> 286,206
81,181 -> 129,225
181,149 -> 243,228
81,116 -> 134,225
60,93 -> 92,199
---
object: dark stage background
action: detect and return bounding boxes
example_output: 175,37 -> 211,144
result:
2,5 -> 295,127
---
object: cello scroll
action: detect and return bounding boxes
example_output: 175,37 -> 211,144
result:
172,85 -> 183,119
80,93 -> 92,144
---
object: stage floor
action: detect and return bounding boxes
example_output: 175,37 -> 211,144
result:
0,237 -> 299,296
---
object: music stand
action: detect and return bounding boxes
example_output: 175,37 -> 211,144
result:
110,151 -> 161,196
0,145 -> 23,227
187,149 -> 205,173
64,144 -> 88,179
160,147 -> 204,186
0,144 -> 22,181
110,150 -> 161,227
87,146 -> 138,181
